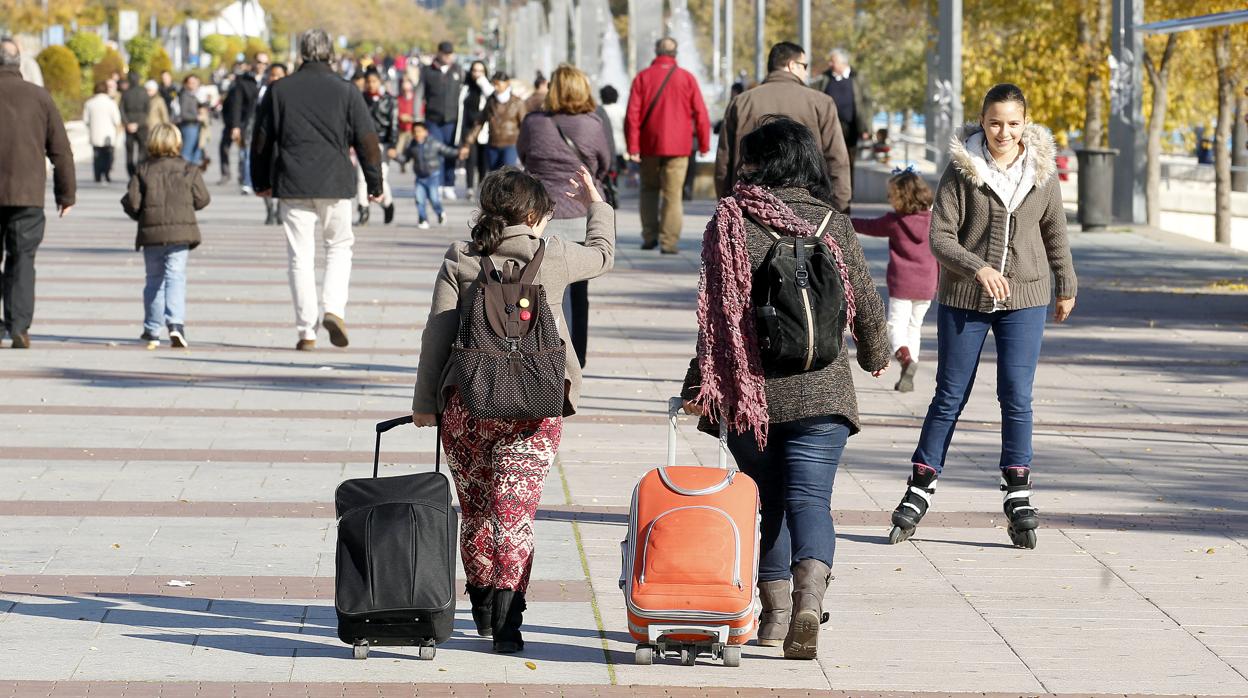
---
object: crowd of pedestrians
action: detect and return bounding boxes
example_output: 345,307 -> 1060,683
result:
0,26 -> 1082,664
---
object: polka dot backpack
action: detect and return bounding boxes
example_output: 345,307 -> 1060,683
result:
451,239 -> 568,420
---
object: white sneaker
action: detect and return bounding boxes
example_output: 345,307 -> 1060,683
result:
240,185 -> 254,195
442,187 -> 458,201
418,220 -> 430,229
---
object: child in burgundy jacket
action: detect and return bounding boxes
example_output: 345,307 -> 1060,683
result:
851,169 -> 937,392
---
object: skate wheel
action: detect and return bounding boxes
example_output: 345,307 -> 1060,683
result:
634,645 -> 654,665
1010,528 -> 1037,550
352,642 -> 369,660
888,525 -> 914,545
418,645 -> 436,661
722,645 -> 742,667
680,646 -> 696,666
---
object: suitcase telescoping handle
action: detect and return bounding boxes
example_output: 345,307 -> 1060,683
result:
666,397 -> 731,470
372,415 -> 441,478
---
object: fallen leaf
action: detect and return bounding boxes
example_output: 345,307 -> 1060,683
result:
111,543 -> 120,549
524,661 -> 537,671
894,567 -> 902,572
1206,548 -> 1216,555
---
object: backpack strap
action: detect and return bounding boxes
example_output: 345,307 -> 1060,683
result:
745,211 -> 832,240
518,239 -> 547,285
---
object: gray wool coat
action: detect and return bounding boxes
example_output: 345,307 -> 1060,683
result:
681,188 -> 891,437
412,202 -> 616,415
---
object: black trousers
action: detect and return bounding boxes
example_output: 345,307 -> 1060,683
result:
0,206 -> 46,336
125,127 -> 148,176
219,132 -> 232,178
568,280 -> 589,368
464,142 -> 489,191
93,146 -> 114,182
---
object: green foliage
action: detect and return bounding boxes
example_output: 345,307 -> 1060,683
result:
200,34 -> 230,64
51,91 -> 86,124
125,35 -> 159,79
36,45 -> 81,100
148,45 -> 173,80
244,36 -> 270,63
65,31 -> 106,68
93,46 -> 126,82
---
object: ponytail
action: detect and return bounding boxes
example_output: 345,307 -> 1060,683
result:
470,168 -> 555,255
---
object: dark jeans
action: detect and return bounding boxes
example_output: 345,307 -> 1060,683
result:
428,121 -> 459,186
93,146 -> 114,182
0,206 -> 46,336
484,145 -> 519,171
912,303 -> 1047,473
219,131 -> 232,177
727,415 -> 851,582
125,127 -> 147,176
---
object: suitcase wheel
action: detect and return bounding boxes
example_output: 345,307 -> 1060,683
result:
352,641 -> 369,660
634,644 -> 654,665
722,645 -> 741,667
418,645 -> 436,661
679,646 -> 696,666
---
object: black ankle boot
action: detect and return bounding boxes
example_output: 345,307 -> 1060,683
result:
491,590 -> 527,653
465,584 -> 494,637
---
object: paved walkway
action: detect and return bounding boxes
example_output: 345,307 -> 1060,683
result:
0,155 -> 1246,697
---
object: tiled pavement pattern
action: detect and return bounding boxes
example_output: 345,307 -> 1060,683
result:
1,151 -> 1246,696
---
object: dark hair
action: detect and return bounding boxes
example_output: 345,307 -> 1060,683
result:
412,120 -> 428,130
655,37 -> 677,57
437,41 -> 454,54
270,62 -> 288,75
470,168 -> 555,255
464,60 -> 488,86
736,116 -> 832,202
94,80 -> 109,95
887,171 -> 933,215
981,82 -> 1027,116
363,66 -> 381,80
767,42 -> 805,73
534,74 -> 548,89
599,85 -> 618,105
490,70 -> 509,83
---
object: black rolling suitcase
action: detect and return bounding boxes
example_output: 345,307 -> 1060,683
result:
335,415 -> 458,660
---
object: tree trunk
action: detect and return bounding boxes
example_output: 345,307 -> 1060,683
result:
1079,0 -> 1109,148
1143,34 -> 1176,229
1213,28 -> 1235,246
1233,93 -> 1248,192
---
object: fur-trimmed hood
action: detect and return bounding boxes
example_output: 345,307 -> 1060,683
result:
947,122 -> 1057,189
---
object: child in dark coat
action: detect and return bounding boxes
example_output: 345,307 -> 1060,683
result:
121,123 -> 210,349
851,169 -> 936,391
396,121 -> 459,229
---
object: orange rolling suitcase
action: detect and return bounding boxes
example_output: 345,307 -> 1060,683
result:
620,397 -> 760,666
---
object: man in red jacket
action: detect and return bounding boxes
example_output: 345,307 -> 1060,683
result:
626,37 -> 710,254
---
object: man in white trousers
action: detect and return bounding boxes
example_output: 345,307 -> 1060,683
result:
251,29 -> 382,351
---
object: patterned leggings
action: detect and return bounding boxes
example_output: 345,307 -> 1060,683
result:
440,391 -> 562,592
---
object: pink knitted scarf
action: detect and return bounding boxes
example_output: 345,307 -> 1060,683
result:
689,184 -> 857,449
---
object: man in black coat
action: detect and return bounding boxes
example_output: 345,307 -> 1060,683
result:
416,41 -> 464,198
225,63 -> 260,192
810,48 -> 872,196
119,72 -> 150,176
251,28 -> 381,351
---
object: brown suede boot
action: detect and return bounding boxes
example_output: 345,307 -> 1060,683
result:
784,559 -> 831,659
757,579 -> 792,647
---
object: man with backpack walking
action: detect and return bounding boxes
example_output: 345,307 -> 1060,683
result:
625,37 -> 711,254
715,42 -> 853,212
251,29 -> 382,351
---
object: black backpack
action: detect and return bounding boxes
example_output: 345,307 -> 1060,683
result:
451,240 -> 568,420
750,211 -> 848,372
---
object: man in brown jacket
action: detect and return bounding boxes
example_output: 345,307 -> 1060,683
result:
0,38 -> 75,348
714,42 -> 851,211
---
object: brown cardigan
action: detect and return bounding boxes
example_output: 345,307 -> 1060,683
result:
931,123 -> 1077,312
412,201 -> 616,415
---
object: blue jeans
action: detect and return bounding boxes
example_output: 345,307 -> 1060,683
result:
912,303 -> 1047,473
484,145 -> 519,171
239,134 -> 252,188
142,244 -> 189,334
428,121 -> 458,186
727,415 -> 851,582
414,172 -> 444,222
178,124 -> 202,165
